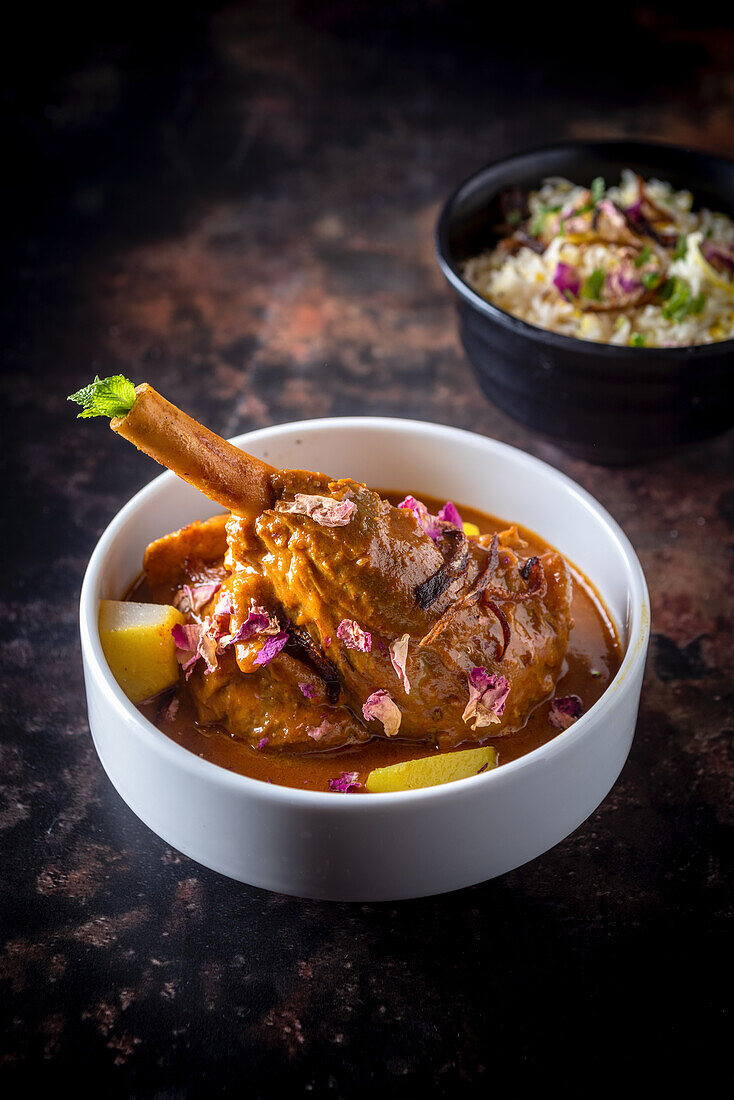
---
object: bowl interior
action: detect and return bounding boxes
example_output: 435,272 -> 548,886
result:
88,418 -> 647,675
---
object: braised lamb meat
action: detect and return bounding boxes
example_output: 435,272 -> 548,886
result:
230,471 -> 572,746
143,471 -> 572,752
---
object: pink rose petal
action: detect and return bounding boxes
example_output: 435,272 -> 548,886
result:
328,771 -> 362,793
362,689 -> 402,737
174,582 -> 221,616
389,633 -> 411,695
461,667 -> 510,730
552,262 -> 581,299
253,631 -> 289,667
549,695 -> 584,730
337,618 -> 372,652
397,495 -> 443,541
437,500 -> 463,528
307,719 -> 333,742
278,493 -> 356,527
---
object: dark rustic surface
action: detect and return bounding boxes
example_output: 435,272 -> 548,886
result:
1,3 -> 732,1095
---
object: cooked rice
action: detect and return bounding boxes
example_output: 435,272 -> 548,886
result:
462,170 -> 734,348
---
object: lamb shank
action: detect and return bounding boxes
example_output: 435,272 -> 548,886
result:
71,377 -> 573,753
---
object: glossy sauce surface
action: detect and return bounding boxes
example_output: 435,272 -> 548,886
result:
136,492 -> 622,790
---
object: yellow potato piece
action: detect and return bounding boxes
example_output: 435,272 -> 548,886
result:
98,600 -> 185,703
462,521 -> 480,538
365,745 -> 497,793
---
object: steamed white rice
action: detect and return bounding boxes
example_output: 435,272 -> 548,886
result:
462,170 -> 734,348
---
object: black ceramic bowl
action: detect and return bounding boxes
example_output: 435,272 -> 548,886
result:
436,140 -> 734,464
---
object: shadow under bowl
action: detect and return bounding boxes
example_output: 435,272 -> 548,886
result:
436,140 -> 734,465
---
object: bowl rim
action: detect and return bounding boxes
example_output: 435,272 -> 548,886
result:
80,415 -> 650,810
435,137 -> 734,358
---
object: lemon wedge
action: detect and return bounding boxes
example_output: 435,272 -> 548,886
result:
365,745 -> 497,793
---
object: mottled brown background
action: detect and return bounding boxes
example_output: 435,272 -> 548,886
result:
1,3 -> 732,1096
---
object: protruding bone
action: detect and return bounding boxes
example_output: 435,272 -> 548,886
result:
112,384 -> 276,517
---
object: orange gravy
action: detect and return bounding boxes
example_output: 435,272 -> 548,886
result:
135,492 -> 622,791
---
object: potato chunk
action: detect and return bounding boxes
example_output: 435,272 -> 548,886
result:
98,600 -> 185,703
365,745 -> 497,793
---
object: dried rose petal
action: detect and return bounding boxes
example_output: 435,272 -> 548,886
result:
174,608 -> 252,677
362,689 -> 402,737
171,622 -> 200,653
389,633 -> 411,695
625,197 -> 642,222
553,262 -> 581,299
397,495 -> 443,541
307,719 -> 333,742
328,771 -> 362,793
174,582 -> 221,616
337,618 -> 372,652
171,622 -> 204,678
159,695 -> 179,723
461,667 -> 510,730
219,601 -> 282,649
197,625 -> 220,673
253,631 -> 289,667
213,590 -> 233,616
437,500 -> 463,528
226,608 -> 273,645
549,695 -> 584,730
299,683 -> 317,699
278,493 -> 356,527
605,265 -> 641,302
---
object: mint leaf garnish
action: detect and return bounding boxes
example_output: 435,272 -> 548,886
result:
68,376 -> 137,419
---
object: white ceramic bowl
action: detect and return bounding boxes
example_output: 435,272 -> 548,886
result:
80,418 -> 650,901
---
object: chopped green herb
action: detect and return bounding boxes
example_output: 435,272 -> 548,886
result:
68,375 -> 137,419
634,245 -> 652,268
642,271 -> 662,290
630,332 -> 647,347
672,235 -> 688,261
507,209 -> 522,228
590,176 -> 606,204
582,269 -> 605,300
658,277 -> 705,323
529,204 -> 561,237
661,278 -> 690,320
